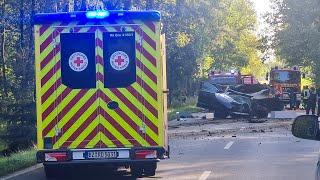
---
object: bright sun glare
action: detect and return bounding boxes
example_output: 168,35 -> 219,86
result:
252,0 -> 272,16
251,0 -> 273,34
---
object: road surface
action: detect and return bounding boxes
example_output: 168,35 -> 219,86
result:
4,118 -> 320,180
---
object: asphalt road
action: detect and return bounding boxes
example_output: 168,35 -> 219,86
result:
4,131 -> 320,180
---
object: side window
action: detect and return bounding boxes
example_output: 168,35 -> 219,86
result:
103,32 -> 137,88
60,33 -> 96,89
201,82 -> 218,93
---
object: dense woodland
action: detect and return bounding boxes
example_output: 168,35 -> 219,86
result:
0,0 -> 318,153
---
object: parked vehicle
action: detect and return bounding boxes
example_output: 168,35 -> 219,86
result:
291,115 -> 320,180
267,67 -> 303,107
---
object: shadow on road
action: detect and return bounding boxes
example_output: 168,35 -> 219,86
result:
48,167 -> 138,180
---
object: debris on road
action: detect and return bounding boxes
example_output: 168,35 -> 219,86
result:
249,118 -> 268,123
169,112 -> 294,138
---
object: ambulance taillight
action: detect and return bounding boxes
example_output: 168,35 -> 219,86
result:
134,150 -> 157,159
45,152 -> 68,162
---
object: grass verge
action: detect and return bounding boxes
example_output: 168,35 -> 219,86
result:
0,149 -> 37,177
168,105 -> 203,121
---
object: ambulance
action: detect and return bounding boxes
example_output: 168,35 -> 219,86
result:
34,10 -> 168,178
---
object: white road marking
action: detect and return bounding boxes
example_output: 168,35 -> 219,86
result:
199,171 -> 211,180
224,141 -> 234,150
2,164 -> 43,180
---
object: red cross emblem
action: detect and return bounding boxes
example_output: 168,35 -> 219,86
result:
69,52 -> 88,72
115,56 -> 125,66
110,51 -> 129,71
74,57 -> 84,67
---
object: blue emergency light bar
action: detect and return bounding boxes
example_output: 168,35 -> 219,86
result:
33,10 -> 161,24
86,11 -> 110,19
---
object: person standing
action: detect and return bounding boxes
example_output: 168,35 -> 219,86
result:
317,86 -> 320,116
289,88 -> 297,110
306,87 -> 317,115
302,86 -> 310,110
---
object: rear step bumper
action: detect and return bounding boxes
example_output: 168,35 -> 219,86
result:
43,159 -> 159,166
37,147 -> 165,164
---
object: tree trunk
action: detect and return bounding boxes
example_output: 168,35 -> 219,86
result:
19,0 -> 24,48
0,29 -> 7,97
133,0 -> 141,9
0,0 -> 7,96
146,0 -> 154,10
80,0 -> 86,11
124,0 -> 132,10
27,0 -> 35,69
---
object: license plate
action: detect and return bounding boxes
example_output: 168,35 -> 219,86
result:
86,151 -> 118,159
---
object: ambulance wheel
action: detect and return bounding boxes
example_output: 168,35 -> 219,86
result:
144,162 -> 157,177
44,165 -> 58,179
131,166 -> 143,177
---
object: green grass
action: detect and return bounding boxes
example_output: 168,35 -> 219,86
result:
0,149 -> 37,177
168,105 -> 203,121
0,123 -> 7,152
168,96 -> 203,121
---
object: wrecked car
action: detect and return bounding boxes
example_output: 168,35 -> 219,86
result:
197,81 -> 283,119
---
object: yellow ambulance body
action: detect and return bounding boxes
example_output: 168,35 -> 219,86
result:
34,10 -> 168,177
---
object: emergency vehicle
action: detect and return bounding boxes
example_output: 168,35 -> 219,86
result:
34,10 -> 168,178
267,67 -> 302,106
209,71 -> 258,85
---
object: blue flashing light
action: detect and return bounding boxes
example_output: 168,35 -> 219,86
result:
86,11 -> 97,19
86,11 -> 109,19
34,11 -> 161,24
96,11 -> 110,19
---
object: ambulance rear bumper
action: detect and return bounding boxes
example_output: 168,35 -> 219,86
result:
42,159 -> 160,166
36,147 -> 165,164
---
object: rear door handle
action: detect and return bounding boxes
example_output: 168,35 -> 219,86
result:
163,89 -> 169,94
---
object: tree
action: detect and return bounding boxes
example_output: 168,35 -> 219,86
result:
265,0 -> 320,85
212,0 -> 259,70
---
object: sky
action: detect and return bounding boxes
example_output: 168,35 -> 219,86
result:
252,0 -> 272,15
251,0 -> 272,34
251,0 -> 276,61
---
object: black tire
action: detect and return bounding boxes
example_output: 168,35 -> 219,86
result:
144,167 -> 156,177
143,162 -> 157,177
44,165 -> 58,179
214,109 -> 229,119
131,166 -> 143,177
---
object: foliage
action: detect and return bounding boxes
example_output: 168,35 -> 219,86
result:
265,0 -> 320,85
0,149 -> 36,177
